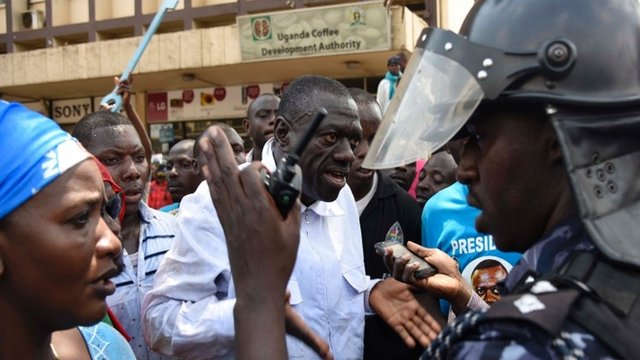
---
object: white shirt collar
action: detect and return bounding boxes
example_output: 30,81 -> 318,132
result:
245,149 -> 254,162
261,138 -> 277,172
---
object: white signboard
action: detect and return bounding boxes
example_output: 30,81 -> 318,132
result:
52,98 -> 93,124
237,1 -> 390,61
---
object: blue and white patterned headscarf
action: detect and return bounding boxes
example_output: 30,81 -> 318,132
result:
0,101 -> 88,220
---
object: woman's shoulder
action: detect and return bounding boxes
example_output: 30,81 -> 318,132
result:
78,322 -> 136,359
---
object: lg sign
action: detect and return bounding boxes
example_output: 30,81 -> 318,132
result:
147,92 -> 168,122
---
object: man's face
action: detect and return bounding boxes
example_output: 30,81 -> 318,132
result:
388,63 -> 401,76
244,95 -> 280,151
84,125 -> 149,216
416,152 -> 457,206
167,141 -> 201,203
347,102 -> 381,190
457,107 -> 560,252
471,264 -> 507,304
287,93 -> 362,205
387,162 -> 417,191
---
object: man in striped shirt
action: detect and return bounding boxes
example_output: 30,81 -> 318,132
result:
74,111 -> 177,360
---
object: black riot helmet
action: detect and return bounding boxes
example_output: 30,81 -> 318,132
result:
364,0 -> 640,268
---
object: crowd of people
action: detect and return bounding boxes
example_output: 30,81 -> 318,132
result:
1,0 -> 639,359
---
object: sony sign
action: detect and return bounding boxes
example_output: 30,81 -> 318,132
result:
52,98 -> 93,124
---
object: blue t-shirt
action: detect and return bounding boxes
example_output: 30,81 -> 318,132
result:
159,202 -> 180,214
422,182 -> 521,315
79,322 -> 136,359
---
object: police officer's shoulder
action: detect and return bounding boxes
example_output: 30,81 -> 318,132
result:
424,278 -> 620,360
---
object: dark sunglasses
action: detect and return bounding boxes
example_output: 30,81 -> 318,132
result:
104,182 -> 126,222
106,193 -> 124,221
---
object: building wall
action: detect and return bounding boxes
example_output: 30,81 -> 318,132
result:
439,0 -> 474,33
1,0 -> 477,153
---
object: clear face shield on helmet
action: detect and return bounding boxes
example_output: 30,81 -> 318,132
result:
363,27 -> 545,169
366,26 -> 640,269
362,48 -> 484,169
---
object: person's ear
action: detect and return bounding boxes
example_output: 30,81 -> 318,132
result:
242,118 -> 251,134
274,116 -> 292,150
550,137 -> 563,164
544,122 -> 563,166
192,159 -> 202,175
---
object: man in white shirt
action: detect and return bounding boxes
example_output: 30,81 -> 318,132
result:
376,56 -> 403,113
143,75 -> 440,359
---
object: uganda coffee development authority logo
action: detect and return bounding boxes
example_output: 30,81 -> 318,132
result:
251,16 -> 272,41
350,7 -> 366,27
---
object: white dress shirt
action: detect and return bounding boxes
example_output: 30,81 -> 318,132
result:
142,182 -> 236,359
245,148 -> 255,162
376,78 -> 393,113
143,139 -> 377,359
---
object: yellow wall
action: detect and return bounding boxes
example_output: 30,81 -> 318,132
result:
439,0 -> 474,33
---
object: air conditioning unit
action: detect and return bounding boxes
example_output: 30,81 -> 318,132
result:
22,9 -> 45,30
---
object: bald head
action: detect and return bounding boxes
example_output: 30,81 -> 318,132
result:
348,88 -> 382,134
169,139 -> 196,158
247,94 -> 280,116
213,123 -> 246,165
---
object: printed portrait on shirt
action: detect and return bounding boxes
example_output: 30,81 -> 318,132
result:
461,256 -> 511,305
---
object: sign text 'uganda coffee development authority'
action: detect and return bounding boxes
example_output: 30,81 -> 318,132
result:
237,1 -> 390,61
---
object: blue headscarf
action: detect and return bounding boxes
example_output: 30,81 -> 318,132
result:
0,101 -> 88,220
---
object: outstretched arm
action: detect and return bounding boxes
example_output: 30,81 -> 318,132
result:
369,278 -> 445,348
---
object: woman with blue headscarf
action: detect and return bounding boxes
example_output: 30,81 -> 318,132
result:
0,101 -> 134,359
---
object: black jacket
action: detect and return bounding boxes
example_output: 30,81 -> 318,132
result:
360,172 -> 422,278
359,172 -> 424,360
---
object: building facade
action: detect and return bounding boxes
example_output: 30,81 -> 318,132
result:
0,0 -> 473,152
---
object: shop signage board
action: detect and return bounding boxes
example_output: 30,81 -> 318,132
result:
51,98 -> 94,124
147,92 -> 169,123
151,83 -> 278,122
237,1 -> 390,61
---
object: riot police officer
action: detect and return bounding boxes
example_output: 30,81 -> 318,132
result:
196,0 -> 640,358
364,0 -> 640,358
